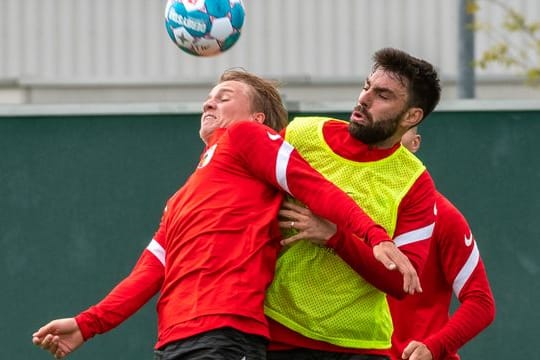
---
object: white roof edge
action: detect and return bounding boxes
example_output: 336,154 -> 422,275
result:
1,99 -> 540,117
289,99 -> 540,113
0,102 -> 203,117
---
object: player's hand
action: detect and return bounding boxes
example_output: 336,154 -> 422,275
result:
401,340 -> 433,360
32,318 -> 84,359
278,201 -> 337,246
373,241 -> 422,294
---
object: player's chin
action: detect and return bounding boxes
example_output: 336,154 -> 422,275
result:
349,119 -> 366,134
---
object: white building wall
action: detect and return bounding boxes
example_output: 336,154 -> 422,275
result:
0,0 -> 538,104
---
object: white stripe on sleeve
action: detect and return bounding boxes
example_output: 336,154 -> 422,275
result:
453,241 -> 480,297
275,141 -> 294,195
146,239 -> 166,266
394,222 -> 435,248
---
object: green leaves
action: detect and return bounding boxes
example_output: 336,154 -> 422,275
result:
472,0 -> 540,86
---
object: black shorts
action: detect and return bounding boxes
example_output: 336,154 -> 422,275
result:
154,327 -> 268,360
267,349 -> 389,360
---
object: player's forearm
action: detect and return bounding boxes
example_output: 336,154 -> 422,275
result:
294,179 -> 390,246
241,122 -> 390,245
75,252 -> 163,340
424,289 -> 495,358
327,228 -> 406,298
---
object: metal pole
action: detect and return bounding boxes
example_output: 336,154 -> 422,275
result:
458,0 -> 476,98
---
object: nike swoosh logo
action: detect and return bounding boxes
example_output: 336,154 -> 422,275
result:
464,232 -> 473,247
267,131 -> 282,141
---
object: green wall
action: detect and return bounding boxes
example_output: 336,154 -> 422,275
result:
1,108 -> 538,359
414,109 -> 540,359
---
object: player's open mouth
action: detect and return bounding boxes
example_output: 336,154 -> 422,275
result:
350,105 -> 372,125
350,111 -> 368,125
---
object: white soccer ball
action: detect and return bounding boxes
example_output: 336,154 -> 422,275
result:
164,0 -> 246,57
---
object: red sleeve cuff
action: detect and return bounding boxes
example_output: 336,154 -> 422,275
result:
325,226 -> 346,249
423,337 -> 445,360
75,310 -> 97,341
367,224 -> 391,246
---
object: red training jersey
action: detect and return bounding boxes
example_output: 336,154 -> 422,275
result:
75,120 -> 389,349
388,192 -> 495,360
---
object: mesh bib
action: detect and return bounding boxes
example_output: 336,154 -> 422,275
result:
265,117 -> 425,349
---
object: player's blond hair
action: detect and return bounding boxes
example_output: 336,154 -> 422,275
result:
219,69 -> 288,131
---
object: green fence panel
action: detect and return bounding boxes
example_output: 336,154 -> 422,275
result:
1,108 -> 538,359
1,114 -> 203,359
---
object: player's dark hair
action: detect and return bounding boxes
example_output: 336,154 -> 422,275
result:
372,48 -> 441,123
219,69 -> 288,131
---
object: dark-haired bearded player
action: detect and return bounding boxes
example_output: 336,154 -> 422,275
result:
266,48 -> 441,360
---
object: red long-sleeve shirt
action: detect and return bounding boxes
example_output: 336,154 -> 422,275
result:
75,120 -> 389,349
388,192 -> 495,360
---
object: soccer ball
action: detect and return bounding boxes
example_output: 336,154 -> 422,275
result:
164,0 -> 245,57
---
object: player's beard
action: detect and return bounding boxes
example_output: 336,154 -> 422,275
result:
348,106 -> 406,145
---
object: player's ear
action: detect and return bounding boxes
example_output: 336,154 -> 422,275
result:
410,134 -> 422,152
252,112 -> 266,124
404,108 -> 424,127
